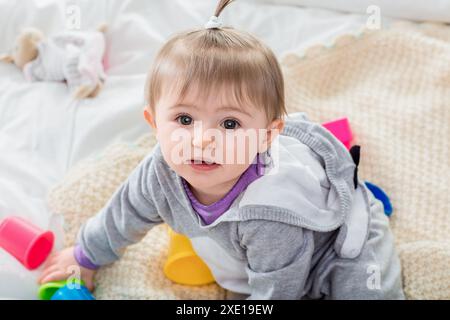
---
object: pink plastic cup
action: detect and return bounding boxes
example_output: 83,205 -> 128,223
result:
322,118 -> 353,150
0,216 -> 54,270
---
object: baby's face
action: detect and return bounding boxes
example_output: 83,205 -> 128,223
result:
146,85 -> 281,196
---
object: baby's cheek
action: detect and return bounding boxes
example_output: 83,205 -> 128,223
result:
227,140 -> 258,165
159,127 -> 190,158
217,133 -> 244,165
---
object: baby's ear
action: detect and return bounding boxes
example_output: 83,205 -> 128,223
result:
258,119 -> 285,153
143,107 -> 157,129
0,54 -> 14,63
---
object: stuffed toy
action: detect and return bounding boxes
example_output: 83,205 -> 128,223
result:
0,25 -> 107,99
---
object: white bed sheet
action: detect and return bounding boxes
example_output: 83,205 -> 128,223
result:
0,0 -> 392,299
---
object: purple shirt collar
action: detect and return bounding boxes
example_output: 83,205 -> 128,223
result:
182,154 -> 265,225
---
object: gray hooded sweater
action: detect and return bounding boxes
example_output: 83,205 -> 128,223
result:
76,112 -> 404,300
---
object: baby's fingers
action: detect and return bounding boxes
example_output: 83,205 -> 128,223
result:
39,270 -> 68,285
38,265 -> 63,284
84,277 -> 95,292
41,252 -> 60,269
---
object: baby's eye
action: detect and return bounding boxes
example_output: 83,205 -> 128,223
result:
176,115 -> 193,126
221,119 -> 240,130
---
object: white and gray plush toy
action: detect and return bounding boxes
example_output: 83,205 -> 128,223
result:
1,25 -> 107,99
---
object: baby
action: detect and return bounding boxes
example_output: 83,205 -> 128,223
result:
38,0 -> 404,299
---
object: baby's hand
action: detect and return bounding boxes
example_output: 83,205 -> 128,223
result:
37,247 -> 96,291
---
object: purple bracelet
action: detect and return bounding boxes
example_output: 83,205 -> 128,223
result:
74,244 -> 100,270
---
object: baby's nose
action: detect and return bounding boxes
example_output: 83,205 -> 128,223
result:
192,134 -> 214,149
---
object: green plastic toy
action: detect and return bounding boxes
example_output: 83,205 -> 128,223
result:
38,278 -> 85,300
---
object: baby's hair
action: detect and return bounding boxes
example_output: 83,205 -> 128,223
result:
146,0 -> 286,122
214,0 -> 233,17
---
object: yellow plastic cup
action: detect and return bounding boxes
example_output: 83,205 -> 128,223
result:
163,227 -> 215,286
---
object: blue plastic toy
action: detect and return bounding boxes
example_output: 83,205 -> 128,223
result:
50,283 -> 95,300
364,181 -> 393,217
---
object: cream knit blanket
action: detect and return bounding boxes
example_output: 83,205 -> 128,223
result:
47,22 -> 450,299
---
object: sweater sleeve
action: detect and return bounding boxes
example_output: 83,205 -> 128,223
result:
75,154 -> 163,267
239,220 -> 314,300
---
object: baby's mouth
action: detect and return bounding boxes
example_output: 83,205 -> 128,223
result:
187,158 -> 221,171
189,158 -> 217,165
